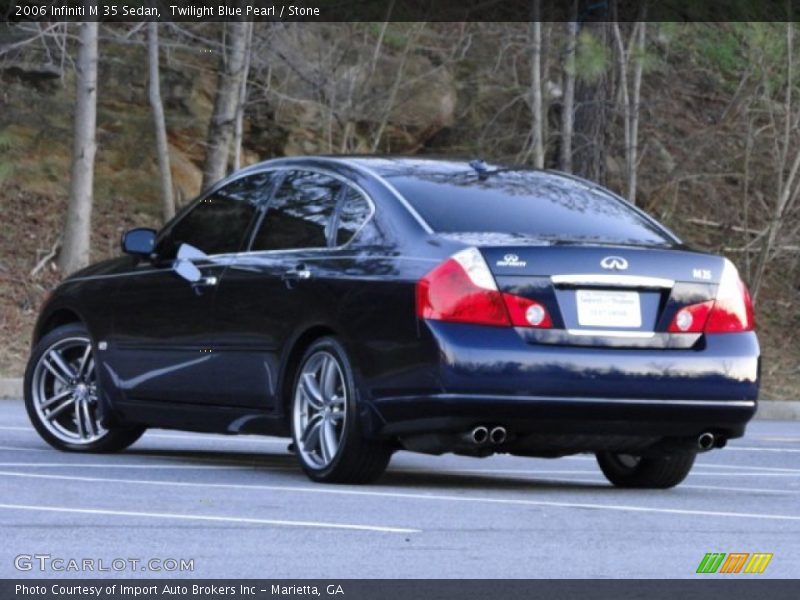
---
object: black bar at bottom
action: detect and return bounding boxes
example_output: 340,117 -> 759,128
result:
3,580 -> 799,600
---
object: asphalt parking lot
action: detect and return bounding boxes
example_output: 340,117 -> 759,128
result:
0,399 -> 798,579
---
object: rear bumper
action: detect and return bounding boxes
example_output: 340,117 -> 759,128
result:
373,393 -> 756,439
364,321 -> 759,440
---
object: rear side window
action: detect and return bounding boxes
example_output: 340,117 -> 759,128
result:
390,171 -> 674,246
251,171 -> 342,251
156,172 -> 272,259
335,187 -> 372,246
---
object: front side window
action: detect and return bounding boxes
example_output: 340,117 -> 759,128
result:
156,172 -> 274,259
251,170 -> 341,251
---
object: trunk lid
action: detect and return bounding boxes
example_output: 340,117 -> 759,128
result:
478,244 -> 725,348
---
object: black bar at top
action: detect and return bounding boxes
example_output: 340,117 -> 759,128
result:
2,0 -> 800,23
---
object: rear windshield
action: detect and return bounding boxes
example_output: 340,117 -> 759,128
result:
389,171 -> 675,246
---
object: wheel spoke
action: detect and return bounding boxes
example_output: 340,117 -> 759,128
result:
81,399 -> 95,438
46,396 -> 76,420
75,345 -> 92,379
40,388 -> 72,410
75,400 -> 85,439
49,350 -> 77,382
301,373 -> 324,409
320,418 -> 337,464
84,358 -> 96,382
328,393 -> 345,407
43,356 -> 71,385
328,410 -> 344,422
321,356 -> 338,402
301,414 -> 323,452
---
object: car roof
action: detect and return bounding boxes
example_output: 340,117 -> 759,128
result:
240,155 -> 511,178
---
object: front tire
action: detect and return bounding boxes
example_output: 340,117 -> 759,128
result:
24,323 -> 145,453
596,451 -> 696,489
291,337 -> 391,484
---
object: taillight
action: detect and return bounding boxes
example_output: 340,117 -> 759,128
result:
502,293 -> 553,328
668,301 -> 713,333
668,260 -> 754,334
705,260 -> 755,332
417,248 -> 552,328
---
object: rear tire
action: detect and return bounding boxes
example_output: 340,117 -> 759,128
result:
25,323 -> 145,453
290,337 -> 392,484
596,451 -> 696,489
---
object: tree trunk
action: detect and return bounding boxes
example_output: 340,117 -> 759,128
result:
233,21 -> 254,171
148,22 -> 175,222
628,22 -> 646,205
202,20 -> 248,189
612,22 -> 632,197
529,2 -> 544,169
59,22 -> 98,276
560,1 -> 578,172
573,24 -> 610,183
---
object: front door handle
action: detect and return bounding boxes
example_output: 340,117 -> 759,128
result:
191,275 -> 218,287
282,265 -> 311,281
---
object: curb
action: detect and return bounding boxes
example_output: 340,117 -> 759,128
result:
0,378 -> 22,400
756,400 -> 800,421
0,377 -> 797,420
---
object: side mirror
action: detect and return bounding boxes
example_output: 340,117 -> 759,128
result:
121,228 -> 156,256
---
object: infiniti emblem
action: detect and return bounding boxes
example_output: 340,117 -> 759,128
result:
600,256 -> 628,270
496,253 -> 526,268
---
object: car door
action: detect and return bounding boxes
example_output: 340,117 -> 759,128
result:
105,173 -> 272,406
212,169 -> 348,410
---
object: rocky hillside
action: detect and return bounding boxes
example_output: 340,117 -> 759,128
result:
0,23 -> 797,398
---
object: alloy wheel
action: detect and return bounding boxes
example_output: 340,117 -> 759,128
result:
30,336 -> 107,445
292,351 -> 347,469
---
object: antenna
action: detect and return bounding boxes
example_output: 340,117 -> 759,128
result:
469,159 -> 490,180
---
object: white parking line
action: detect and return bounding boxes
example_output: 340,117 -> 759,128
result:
0,445 -> 48,452
0,501 -> 419,534
1,471 -> 799,523
725,446 -> 800,454
2,462 -> 795,478
0,425 -> 289,446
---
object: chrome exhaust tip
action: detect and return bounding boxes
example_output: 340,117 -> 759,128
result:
698,432 -> 715,451
489,426 -> 507,445
470,426 -> 489,445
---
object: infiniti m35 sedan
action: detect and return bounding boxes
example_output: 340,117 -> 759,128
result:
25,157 -> 759,488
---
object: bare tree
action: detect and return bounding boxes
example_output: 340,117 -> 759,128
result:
147,22 -> 174,222
202,20 -> 249,189
529,1 -> 544,168
612,20 -> 646,204
628,21 -> 645,204
751,21 -> 800,299
573,23 -> 611,183
233,21 -> 254,171
59,22 -> 98,276
560,1 -> 578,172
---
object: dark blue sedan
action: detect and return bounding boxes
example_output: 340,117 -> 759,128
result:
25,157 -> 758,488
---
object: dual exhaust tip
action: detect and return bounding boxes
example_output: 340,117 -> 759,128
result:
467,427 -> 717,451
698,432 -> 716,451
467,425 -> 506,446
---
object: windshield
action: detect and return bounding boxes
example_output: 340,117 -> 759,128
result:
389,170 -> 676,247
